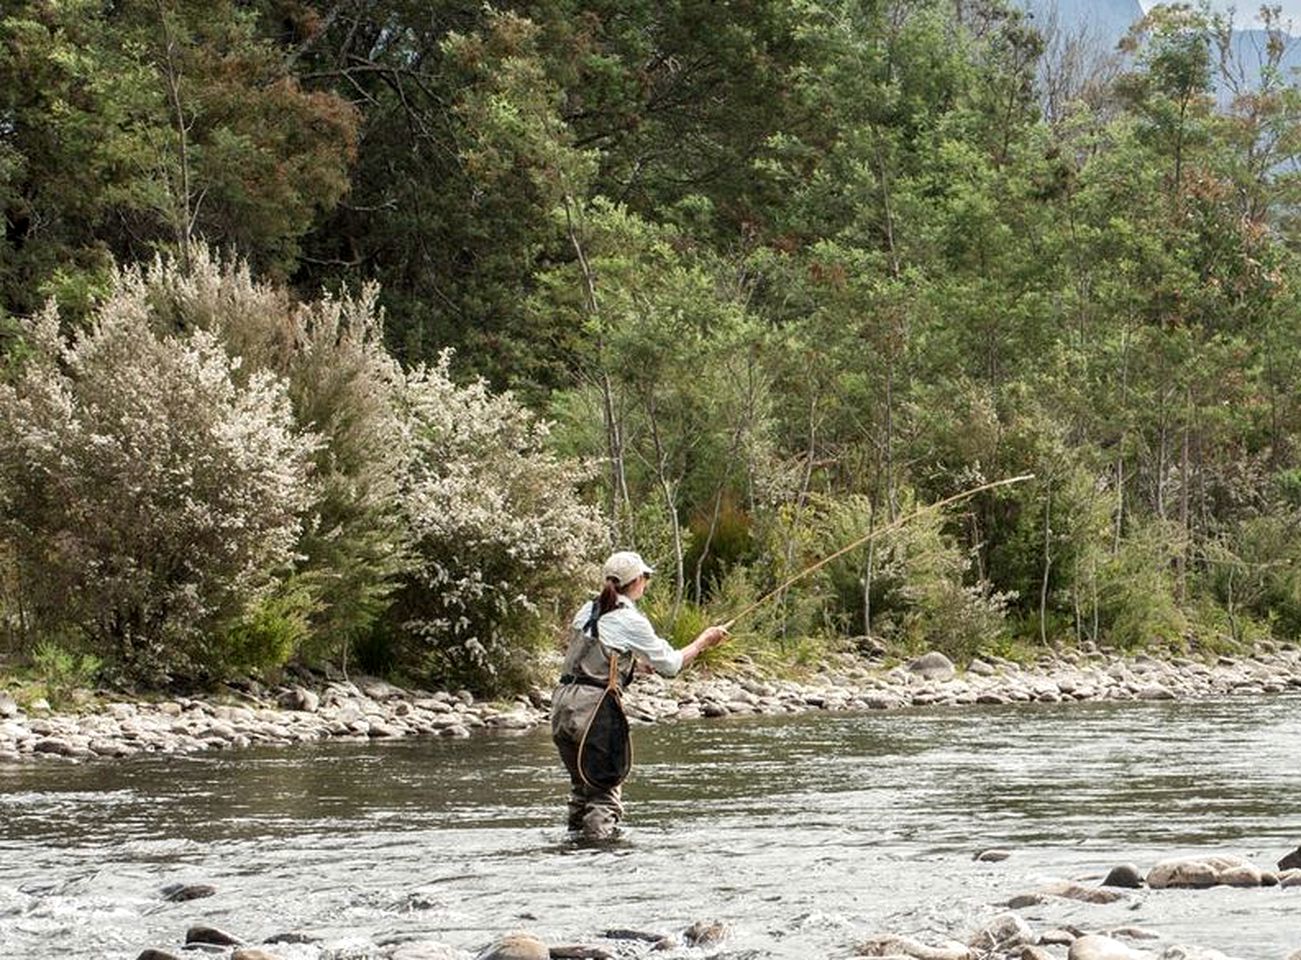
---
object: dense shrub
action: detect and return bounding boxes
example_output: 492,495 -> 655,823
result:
0,298 -> 317,677
1095,520 -> 1189,651
813,492 -> 1011,661
134,251 -> 414,659
385,354 -> 606,693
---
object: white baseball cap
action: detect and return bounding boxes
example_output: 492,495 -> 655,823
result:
602,550 -> 655,587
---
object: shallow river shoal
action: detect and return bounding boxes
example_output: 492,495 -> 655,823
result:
1,694 -> 1298,958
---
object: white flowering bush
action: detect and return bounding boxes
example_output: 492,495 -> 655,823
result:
1,250 -> 606,692
130,250 -> 414,658
388,353 -> 605,693
0,295 -> 317,677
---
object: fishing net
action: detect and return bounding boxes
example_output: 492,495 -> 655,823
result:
577,685 -> 632,790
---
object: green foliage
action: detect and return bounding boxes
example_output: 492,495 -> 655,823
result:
134,249 -> 414,656
10,0 -> 1301,687
0,0 -> 358,320
1096,521 -> 1189,652
218,578 -> 316,676
31,640 -> 101,708
809,492 -> 1011,661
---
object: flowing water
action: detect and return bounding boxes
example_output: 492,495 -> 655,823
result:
1,695 -> 1299,959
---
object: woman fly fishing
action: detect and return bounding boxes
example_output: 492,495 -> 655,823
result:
550,550 -> 729,840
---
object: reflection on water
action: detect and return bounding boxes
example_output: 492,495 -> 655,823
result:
1,695 -> 1299,958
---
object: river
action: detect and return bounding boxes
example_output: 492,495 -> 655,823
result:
1,694 -> 1298,958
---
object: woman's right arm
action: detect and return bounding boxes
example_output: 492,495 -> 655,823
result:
677,625 -> 729,670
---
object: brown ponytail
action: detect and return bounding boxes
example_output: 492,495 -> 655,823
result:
596,576 -> 622,616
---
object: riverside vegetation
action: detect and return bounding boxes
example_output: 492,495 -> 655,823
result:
4,1 -> 1301,700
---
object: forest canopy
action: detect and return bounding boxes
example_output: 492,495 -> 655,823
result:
3,1 -> 1301,691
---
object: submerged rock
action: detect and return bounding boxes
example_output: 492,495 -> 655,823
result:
1068,935 -> 1144,960
1038,880 -> 1124,904
683,920 -> 729,947
161,882 -> 216,901
475,933 -> 549,960
1102,864 -> 1144,888
231,950 -> 283,960
264,931 -> 320,944
548,947 -> 614,960
974,848 -> 1011,862
1278,846 -> 1301,871
186,925 -> 243,947
968,912 -> 1033,950
387,944 -> 468,960
858,934 -> 971,959
136,951 -> 183,960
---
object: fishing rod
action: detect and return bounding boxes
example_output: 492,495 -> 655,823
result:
720,474 -> 1035,631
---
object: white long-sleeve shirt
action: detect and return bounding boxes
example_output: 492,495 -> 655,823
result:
570,596 -> 683,677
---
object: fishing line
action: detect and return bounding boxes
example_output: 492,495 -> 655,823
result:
720,474 -> 1035,631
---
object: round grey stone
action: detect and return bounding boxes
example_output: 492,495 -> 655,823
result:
1102,864 -> 1144,888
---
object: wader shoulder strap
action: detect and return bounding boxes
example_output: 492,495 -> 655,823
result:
585,598 -> 637,691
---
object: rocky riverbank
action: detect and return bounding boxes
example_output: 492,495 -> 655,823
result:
1,643 -> 1299,762
128,845 -> 1301,960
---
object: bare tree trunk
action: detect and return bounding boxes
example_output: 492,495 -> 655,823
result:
695,487 -> 725,602
863,519 -> 875,639
884,360 -> 898,521
1114,325 -> 1130,553
779,391 -> 820,642
1040,481 -> 1052,646
565,196 -> 632,543
1156,398 -> 1169,521
647,395 -> 685,624
1177,386 -> 1191,602
157,0 -> 194,267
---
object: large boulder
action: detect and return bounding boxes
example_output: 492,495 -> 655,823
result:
1278,846 -> 1301,871
1148,854 -> 1267,889
907,652 -> 956,682
1146,860 -> 1218,889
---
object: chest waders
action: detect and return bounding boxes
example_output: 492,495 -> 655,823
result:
572,603 -> 636,790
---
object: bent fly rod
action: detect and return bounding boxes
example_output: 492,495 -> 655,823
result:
720,474 -> 1035,631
